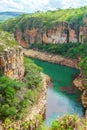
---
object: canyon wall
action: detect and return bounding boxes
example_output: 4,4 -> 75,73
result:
0,46 -> 24,79
15,21 -> 87,48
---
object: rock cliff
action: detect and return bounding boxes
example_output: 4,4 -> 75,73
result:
0,46 -> 24,79
0,31 -> 25,79
73,72 -> 87,118
1,7 -> 87,47
0,31 -> 50,130
15,18 -> 87,48
16,22 -> 80,48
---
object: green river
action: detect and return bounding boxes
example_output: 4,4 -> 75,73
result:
31,58 -> 84,126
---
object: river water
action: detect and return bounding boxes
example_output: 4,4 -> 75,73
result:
31,58 -> 84,126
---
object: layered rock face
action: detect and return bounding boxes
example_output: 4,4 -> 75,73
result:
16,22 -> 80,48
73,73 -> 87,117
0,46 -> 24,79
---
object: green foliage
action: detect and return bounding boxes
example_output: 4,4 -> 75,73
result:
50,115 -> 84,130
30,42 -> 87,58
51,120 -> 61,130
0,57 -> 42,120
79,57 -> 87,90
79,57 -> 87,75
40,115 -> 86,130
24,57 -> 42,89
0,76 -> 23,118
0,30 -> 17,52
1,6 -> 87,32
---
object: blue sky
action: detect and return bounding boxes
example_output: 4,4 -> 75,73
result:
0,0 -> 87,12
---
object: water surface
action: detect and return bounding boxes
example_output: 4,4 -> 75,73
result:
31,58 -> 83,126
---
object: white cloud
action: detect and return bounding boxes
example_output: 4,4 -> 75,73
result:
62,0 -> 87,8
0,0 -> 87,12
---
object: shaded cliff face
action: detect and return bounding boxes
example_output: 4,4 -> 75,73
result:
16,22 -> 80,48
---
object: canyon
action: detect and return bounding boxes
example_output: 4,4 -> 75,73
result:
0,36 -> 50,130
24,49 -> 87,118
0,7 -> 87,129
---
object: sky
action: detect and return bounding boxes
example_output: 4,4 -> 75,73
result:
0,0 -> 87,13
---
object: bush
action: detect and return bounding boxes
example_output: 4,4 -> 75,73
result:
0,57 -> 43,120
30,42 -> 87,58
24,57 -> 42,89
79,57 -> 87,90
50,115 -> 85,130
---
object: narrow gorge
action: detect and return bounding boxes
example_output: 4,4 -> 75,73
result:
0,5 -> 87,130
24,49 -> 87,119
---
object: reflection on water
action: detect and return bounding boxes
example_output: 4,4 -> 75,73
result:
31,58 -> 84,126
45,87 -> 83,125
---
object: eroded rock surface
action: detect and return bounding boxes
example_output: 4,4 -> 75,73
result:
16,22 -> 80,48
0,46 -> 24,79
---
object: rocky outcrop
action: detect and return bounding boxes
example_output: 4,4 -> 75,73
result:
73,76 -> 84,91
0,46 -> 24,79
73,72 -> 87,117
24,49 -> 78,69
82,90 -> 87,109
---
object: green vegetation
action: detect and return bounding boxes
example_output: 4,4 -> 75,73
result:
1,6 -> 87,32
0,31 -> 17,52
50,115 -> 83,130
30,42 -> 87,58
0,57 -> 42,120
79,57 -> 87,90
0,76 -> 23,118
38,115 -> 87,130
0,6 -> 87,130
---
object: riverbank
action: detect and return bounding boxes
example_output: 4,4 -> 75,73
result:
0,73 -> 50,130
73,74 -> 87,118
24,49 -> 87,118
24,49 -> 78,69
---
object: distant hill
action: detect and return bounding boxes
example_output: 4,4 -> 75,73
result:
0,12 -> 23,22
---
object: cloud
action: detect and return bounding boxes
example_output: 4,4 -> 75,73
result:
0,0 -> 87,12
61,0 -> 87,8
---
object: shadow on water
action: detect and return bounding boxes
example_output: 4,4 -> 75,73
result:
30,58 -> 84,126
